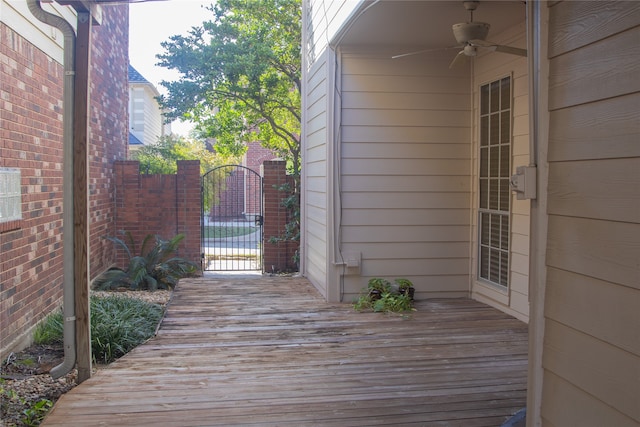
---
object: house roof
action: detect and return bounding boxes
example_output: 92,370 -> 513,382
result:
128,64 -> 149,84
129,132 -> 143,145
128,63 -> 162,98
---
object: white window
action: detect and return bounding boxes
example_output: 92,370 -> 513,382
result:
0,168 -> 22,223
478,77 -> 511,288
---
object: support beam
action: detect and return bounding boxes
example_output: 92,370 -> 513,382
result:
56,0 -> 103,24
73,10 -> 92,384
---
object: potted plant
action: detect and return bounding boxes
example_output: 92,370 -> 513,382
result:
394,278 -> 415,301
366,277 -> 391,301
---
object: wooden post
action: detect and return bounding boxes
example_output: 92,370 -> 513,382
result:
74,11 -> 92,383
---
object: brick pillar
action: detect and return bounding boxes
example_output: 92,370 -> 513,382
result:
262,160 -> 298,273
176,160 -> 202,268
114,161 -> 141,267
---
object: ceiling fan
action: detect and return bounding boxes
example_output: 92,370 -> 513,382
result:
392,1 -> 527,68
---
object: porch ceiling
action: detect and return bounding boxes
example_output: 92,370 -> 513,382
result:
337,0 -> 526,51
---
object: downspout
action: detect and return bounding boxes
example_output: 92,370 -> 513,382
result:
27,0 -> 77,379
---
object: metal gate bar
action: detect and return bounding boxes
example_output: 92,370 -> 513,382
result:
201,165 -> 263,271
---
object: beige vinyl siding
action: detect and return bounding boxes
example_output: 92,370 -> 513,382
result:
0,0 -> 76,65
337,51 -> 471,301
142,86 -> 163,145
302,49 -> 330,298
305,0 -> 360,62
470,21 -> 530,322
541,1 -> 640,425
303,0 -> 366,299
129,85 -> 163,146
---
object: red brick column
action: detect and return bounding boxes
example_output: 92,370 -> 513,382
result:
114,161 -> 142,267
262,160 -> 298,273
176,161 -> 202,267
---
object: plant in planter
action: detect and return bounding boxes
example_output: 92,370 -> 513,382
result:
354,277 -> 414,313
366,277 -> 391,301
92,231 -> 198,291
372,292 -> 412,313
394,278 -> 415,301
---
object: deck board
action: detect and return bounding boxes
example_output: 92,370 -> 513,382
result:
42,275 -> 528,426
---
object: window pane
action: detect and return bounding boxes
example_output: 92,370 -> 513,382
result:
480,147 -> 488,177
480,246 -> 489,279
501,216 -> 509,249
489,179 -> 498,210
500,251 -> 509,286
501,111 -> 511,144
481,213 -> 490,245
481,84 -> 490,115
490,81 -> 500,112
501,77 -> 511,110
490,147 -> 500,176
489,249 -> 500,283
480,116 -> 489,146
500,145 -> 510,177
479,179 -> 488,209
490,113 -> 500,145
491,214 -> 502,247
500,178 -> 510,212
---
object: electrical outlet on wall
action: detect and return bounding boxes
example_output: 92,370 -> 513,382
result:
342,251 -> 361,275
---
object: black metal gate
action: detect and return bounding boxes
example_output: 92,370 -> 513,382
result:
201,165 -> 263,271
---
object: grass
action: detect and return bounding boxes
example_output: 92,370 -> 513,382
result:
204,225 -> 256,239
34,295 -> 164,364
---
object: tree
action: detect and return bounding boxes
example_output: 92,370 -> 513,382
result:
156,0 -> 301,176
131,134 -> 233,175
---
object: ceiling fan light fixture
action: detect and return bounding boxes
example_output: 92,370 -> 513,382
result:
452,22 -> 490,44
463,44 -> 478,57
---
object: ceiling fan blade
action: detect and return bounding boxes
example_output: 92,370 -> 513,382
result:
449,50 -> 467,69
470,39 -> 527,57
494,45 -> 527,57
392,47 -> 448,59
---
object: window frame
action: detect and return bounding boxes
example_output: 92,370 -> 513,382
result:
0,168 -> 23,233
477,75 -> 513,289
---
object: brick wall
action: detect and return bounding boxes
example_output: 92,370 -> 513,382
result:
88,6 -> 130,276
262,160 -> 298,273
245,142 -> 277,216
0,23 -> 66,356
113,160 -> 201,268
0,6 -> 128,357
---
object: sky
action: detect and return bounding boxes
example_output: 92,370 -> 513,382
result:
128,0 -> 213,135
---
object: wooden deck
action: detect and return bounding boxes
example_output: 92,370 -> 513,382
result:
43,275 -> 529,426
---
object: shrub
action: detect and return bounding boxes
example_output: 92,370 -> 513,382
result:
34,295 -> 164,364
93,232 -> 198,291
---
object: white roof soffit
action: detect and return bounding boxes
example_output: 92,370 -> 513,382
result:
329,0 -> 526,52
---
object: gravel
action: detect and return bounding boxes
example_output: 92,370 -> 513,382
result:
1,290 -> 172,427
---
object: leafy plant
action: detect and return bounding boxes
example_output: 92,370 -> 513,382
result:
34,295 -> 164,364
93,232 -> 198,291
367,278 -> 392,292
354,277 -> 414,313
33,308 -> 64,345
21,399 -> 52,426
0,380 -> 20,412
394,278 -> 413,291
372,293 -> 413,313
89,295 -> 164,364
1,380 -> 52,427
